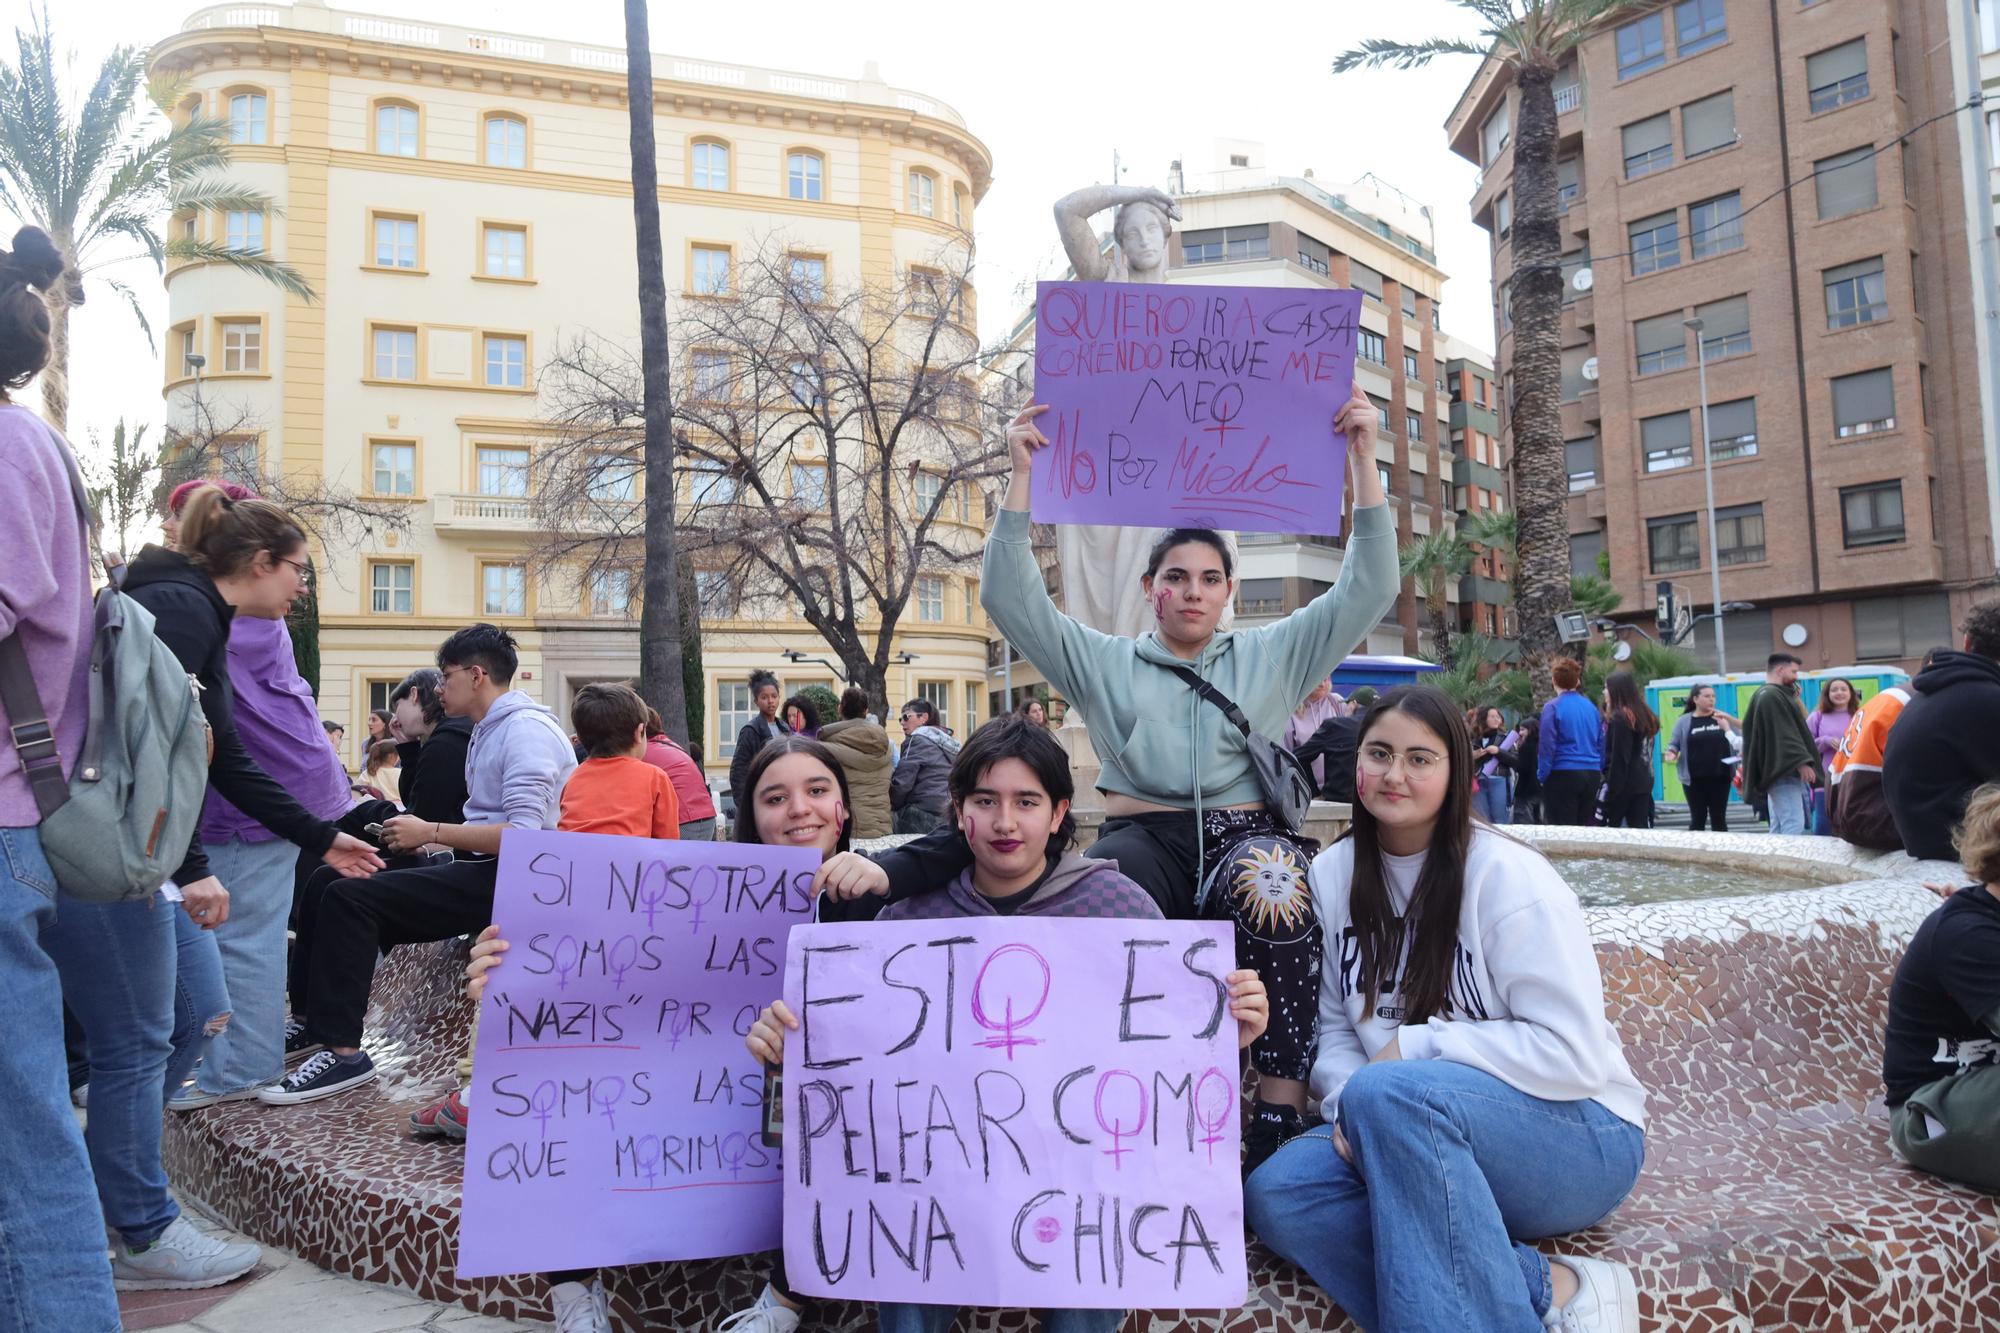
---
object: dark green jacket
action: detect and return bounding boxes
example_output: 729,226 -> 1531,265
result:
1741,681 -> 1821,797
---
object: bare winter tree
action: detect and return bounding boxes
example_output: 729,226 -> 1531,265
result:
531,240 -> 1006,715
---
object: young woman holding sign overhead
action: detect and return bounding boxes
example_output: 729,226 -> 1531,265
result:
824,382 -> 1397,1172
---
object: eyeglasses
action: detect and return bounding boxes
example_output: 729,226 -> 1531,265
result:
277,556 -> 311,584
441,665 -> 483,685
1357,746 -> 1443,777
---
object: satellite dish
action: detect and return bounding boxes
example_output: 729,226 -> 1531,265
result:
1572,267 -> 1594,292
1613,641 -> 1633,662
1581,357 -> 1600,382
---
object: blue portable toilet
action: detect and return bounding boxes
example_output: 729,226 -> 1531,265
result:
1330,655 -> 1445,697
1646,665 -> 1911,803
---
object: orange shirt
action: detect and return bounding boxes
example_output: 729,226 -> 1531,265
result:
559,755 -> 681,838
1830,686 -> 1910,784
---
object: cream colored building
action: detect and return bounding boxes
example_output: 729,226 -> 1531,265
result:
150,2 -> 995,779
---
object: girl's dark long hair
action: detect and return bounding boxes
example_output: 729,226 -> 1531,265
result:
1343,685 -> 1476,1025
1605,671 -> 1660,739
732,736 -> 852,854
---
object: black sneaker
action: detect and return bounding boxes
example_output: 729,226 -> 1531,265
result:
282,1017 -> 324,1065
1242,1101 -> 1308,1179
255,1050 -> 375,1105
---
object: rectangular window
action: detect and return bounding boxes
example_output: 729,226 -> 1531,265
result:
1630,212 -> 1681,276
590,569 -> 633,618
1853,592 -> 1951,660
1617,13 -> 1668,77
692,141 -> 730,191
1560,346 -> 1592,402
1825,256 -> 1888,327
686,460 -> 737,508
219,438 -> 259,478
1358,330 -> 1385,363
1403,352 -> 1420,378
1840,481 -> 1905,547
787,359 -> 823,408
1406,412 -> 1424,443
1690,193 -> 1744,258
221,320 -> 261,373
1557,156 -> 1580,212
692,244 -> 731,296
375,103 -> 417,156
691,350 -> 730,400
374,214 -> 417,268
916,681 -> 951,731
790,461 -> 827,510
1682,90 -> 1737,158
917,576 -> 944,622
1706,397 -> 1759,459
1816,146 -> 1879,219
788,254 -> 827,303
370,441 -> 415,495
1560,246 -> 1589,303
788,151 -> 823,201
1495,191 -> 1512,238
586,454 -> 637,502
1482,103 -> 1510,164
913,471 -> 942,515
1349,261 -> 1385,301
1566,436 -> 1601,490
1634,312 -> 1688,375
1570,529 -> 1606,579
224,210 -> 263,254
1402,288 -> 1419,318
481,563 -> 527,617
476,446 -> 529,497
1808,39 -> 1870,113
178,326 -> 199,379
716,682 -> 752,758
697,570 -> 737,620
1674,0 -> 1728,55
1182,225 -> 1270,264
1832,367 -> 1897,436
369,561 -> 414,614
483,335 -> 526,389
373,327 -> 416,380
1622,113 -> 1674,178
908,170 -> 936,216
1695,294 -> 1751,359
484,116 -> 526,168
1641,411 -> 1694,472
228,92 -> 267,145
1715,503 -> 1765,565
482,224 -> 526,278
1648,512 -> 1701,572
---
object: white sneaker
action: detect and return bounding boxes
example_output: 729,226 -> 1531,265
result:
1545,1254 -> 1639,1333
551,1277 -> 612,1333
168,1082 -> 265,1112
111,1216 -> 261,1290
715,1283 -> 802,1333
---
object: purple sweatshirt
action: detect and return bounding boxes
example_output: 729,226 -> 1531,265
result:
199,616 -> 352,843
0,405 -> 92,827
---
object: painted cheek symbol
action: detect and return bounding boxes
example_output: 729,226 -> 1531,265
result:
970,943 -> 1052,1059
1152,586 -> 1174,622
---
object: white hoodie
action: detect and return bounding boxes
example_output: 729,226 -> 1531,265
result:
1309,826 -> 1647,1128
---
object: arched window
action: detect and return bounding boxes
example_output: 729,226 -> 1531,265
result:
374,100 -> 419,157
226,90 -> 267,145
907,169 -> 937,217
692,138 -> 731,191
787,150 -> 824,201
484,113 -> 527,169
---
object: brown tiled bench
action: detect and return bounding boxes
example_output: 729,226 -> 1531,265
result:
164,882 -> 1998,1331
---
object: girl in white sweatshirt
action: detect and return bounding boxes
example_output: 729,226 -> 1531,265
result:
1244,686 -> 1647,1333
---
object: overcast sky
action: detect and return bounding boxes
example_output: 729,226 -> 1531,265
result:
22,0 -> 1498,471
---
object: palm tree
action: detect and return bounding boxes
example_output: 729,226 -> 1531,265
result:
620,0 -> 692,745
1570,573 -> 1622,619
1335,1 -> 1641,706
82,416 -> 155,559
1399,529 -> 1476,669
0,11 -> 312,432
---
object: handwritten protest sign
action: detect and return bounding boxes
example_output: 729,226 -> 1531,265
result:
781,918 -> 1246,1310
1031,279 -> 1359,534
458,829 -> 820,1278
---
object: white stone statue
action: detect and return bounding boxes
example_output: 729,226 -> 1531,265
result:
1049,184 -> 1236,640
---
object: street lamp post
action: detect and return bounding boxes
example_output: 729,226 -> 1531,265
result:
1683,316 -> 1727,674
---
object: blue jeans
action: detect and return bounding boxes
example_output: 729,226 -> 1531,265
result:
1246,1061 -> 1644,1333
43,886 -> 230,1247
878,1306 -> 1123,1333
188,836 -> 297,1093
1473,777 -> 1512,825
0,828 -> 120,1331
1764,776 -> 1809,835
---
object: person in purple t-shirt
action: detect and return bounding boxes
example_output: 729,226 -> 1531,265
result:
161,481 -> 356,1110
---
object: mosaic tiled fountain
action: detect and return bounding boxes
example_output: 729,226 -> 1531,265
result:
162,829 -> 2000,1331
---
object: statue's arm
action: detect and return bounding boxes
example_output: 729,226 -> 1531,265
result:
1052,184 -> 1180,281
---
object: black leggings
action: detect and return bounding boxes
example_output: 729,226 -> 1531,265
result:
1601,790 -> 1654,829
1090,809 -> 1320,1084
1686,775 -> 1732,831
1542,770 -> 1601,826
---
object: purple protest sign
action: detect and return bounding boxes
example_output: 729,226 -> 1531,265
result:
780,918 -> 1246,1310
1031,280 -> 1360,534
457,829 -> 820,1279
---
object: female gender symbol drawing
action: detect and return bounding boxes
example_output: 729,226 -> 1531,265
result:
682,864 -> 720,935
1093,1069 -> 1149,1171
969,943 -> 1052,1059
529,1079 -> 558,1139
592,1075 -> 626,1135
1193,1067 -> 1236,1165
549,935 -> 581,990
636,862 -> 671,933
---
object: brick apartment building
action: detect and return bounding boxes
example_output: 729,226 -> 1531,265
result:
1449,0 -> 1997,674
1442,336 -> 1514,639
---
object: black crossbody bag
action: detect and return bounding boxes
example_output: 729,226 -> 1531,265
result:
1165,665 -> 1317,835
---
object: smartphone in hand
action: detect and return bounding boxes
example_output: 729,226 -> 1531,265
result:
761,1062 -> 784,1148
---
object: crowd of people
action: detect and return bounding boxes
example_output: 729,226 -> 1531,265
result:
0,220 -> 1991,1333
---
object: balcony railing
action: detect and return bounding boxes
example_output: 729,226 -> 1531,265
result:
1554,84 -> 1582,114
430,492 -> 638,534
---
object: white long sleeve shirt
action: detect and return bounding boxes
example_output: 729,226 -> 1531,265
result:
1309,827 -> 1647,1127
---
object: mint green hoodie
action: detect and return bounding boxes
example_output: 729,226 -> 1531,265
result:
980,503 -> 1400,809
